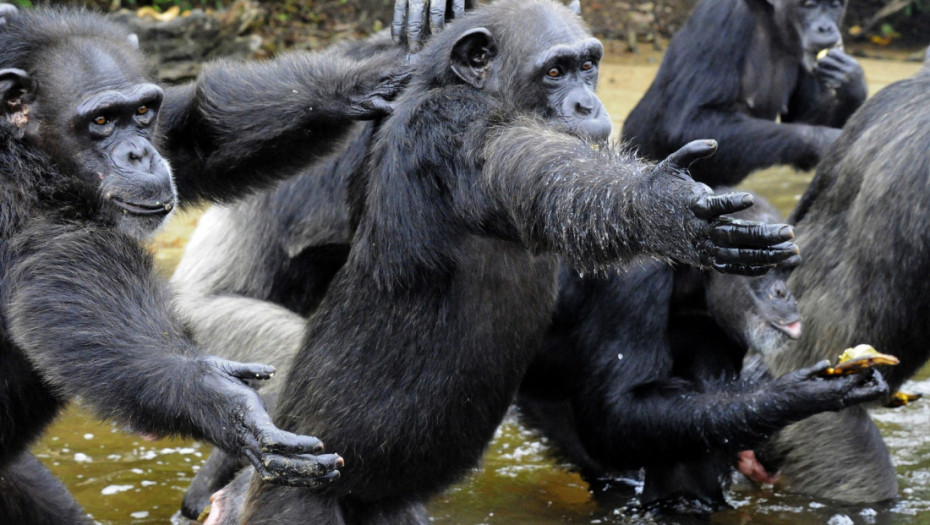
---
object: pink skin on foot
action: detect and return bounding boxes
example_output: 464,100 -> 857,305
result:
738,450 -> 780,484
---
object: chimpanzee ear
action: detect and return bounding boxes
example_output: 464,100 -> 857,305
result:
0,68 -> 34,110
450,28 -> 498,89
0,69 -> 35,134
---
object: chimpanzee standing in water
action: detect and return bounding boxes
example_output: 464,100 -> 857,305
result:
751,49 -> 930,505
623,0 -> 866,186
0,5 -> 409,523
191,1 -> 888,523
517,195 -> 820,515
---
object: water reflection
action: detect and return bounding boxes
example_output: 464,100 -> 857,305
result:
34,50 -> 929,524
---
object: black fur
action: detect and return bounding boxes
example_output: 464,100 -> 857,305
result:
622,0 -> 866,186
516,196 -> 884,515
182,1 -> 804,522
0,7 -> 405,522
754,52 -> 930,504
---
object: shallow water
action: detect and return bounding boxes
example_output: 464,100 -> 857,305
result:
33,50 -> 930,524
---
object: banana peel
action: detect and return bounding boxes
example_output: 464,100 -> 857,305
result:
885,391 -> 922,408
819,344 -> 899,377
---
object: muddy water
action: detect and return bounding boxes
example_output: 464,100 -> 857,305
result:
34,53 -> 929,524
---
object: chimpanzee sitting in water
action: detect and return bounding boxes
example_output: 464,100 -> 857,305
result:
182,1 -> 889,522
623,0 -> 866,186
0,5 -> 409,523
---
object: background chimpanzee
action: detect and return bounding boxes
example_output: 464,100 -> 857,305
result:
191,0 -> 844,521
0,5 -> 410,523
750,49 -> 930,504
622,0 -> 866,187
515,195 -> 836,515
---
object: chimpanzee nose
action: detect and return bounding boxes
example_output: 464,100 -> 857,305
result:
115,137 -> 154,169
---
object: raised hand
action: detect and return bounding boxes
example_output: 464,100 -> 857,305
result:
392,0 -> 476,52
201,356 -> 343,488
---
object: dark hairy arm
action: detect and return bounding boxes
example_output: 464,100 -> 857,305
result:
481,120 -> 798,275
5,221 -> 341,487
157,39 -> 407,204
574,364 -> 886,468
679,109 -> 840,186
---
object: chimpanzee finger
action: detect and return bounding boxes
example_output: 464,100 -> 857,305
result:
251,452 -> 342,487
710,262 -> 774,276
391,0 -> 409,45
452,0 -> 467,19
658,139 -> 718,172
797,359 -> 833,379
406,0 -> 429,52
205,356 -> 276,381
429,0 -> 445,34
258,427 -> 326,456
842,369 -> 889,406
712,245 -> 798,267
0,4 -> 17,21
710,219 -> 795,247
692,193 -> 754,220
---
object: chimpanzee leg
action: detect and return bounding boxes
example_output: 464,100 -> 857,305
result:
0,451 -> 91,525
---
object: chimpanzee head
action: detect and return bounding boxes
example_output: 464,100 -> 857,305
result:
750,0 -> 848,72
704,193 -> 801,357
0,8 -> 175,240
417,0 -> 612,141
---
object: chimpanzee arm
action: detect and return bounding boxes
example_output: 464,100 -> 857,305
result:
677,109 -> 841,186
781,67 -> 868,128
4,221 -> 341,488
785,51 -> 867,129
157,40 -> 407,204
567,323 -> 888,468
480,120 -> 798,275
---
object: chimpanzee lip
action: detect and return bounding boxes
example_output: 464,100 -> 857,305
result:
772,319 -> 802,340
110,196 -> 174,216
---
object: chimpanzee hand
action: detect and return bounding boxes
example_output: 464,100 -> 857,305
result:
346,69 -> 411,120
200,356 -> 343,488
392,0 -> 476,52
657,140 -> 799,275
814,48 -> 867,103
775,360 -> 889,412
0,4 -> 16,27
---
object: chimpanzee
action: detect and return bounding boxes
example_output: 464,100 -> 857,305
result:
515,195 -> 835,515
622,0 -> 866,187
186,0 -> 886,521
0,5 -> 410,523
750,49 -> 930,504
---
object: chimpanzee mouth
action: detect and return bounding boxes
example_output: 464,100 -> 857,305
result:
110,196 -> 175,216
772,320 -> 802,340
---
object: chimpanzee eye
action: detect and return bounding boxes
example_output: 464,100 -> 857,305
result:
547,67 -> 562,78
137,105 -> 148,115
93,115 -> 108,126
581,61 -> 594,71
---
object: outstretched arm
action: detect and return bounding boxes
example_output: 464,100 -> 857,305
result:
158,37 -> 406,204
481,121 -> 798,275
5,221 -> 340,488
567,327 -> 887,468
677,110 -> 840,186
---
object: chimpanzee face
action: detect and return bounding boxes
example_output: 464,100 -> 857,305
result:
771,0 -> 847,71
445,1 -> 612,141
706,260 -> 801,358
0,39 -> 176,240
